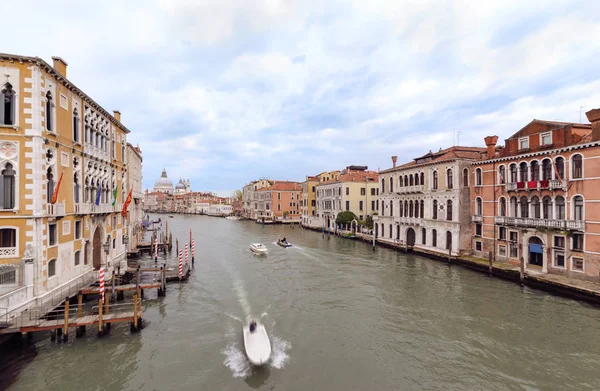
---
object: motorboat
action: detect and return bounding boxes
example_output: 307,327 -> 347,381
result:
243,320 -> 272,366
277,238 -> 292,248
249,243 -> 268,255
226,216 -> 241,220
169,215 -> 174,218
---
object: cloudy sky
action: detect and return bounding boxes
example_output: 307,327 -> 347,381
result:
5,0 -> 600,195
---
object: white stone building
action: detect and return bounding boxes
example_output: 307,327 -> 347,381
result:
126,143 -> 143,252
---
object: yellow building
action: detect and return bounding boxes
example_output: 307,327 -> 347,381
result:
301,170 -> 341,228
0,54 -> 132,317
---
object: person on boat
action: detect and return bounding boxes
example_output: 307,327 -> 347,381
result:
249,320 -> 257,333
282,237 -> 287,243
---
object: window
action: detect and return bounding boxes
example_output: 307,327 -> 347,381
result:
389,224 -> 393,239
499,226 -> 506,240
475,224 -> 482,236
0,228 -> 16,257
404,201 -> 408,218
572,154 -> 583,179
73,108 -> 80,142
509,164 -> 517,183
476,198 -> 482,215
572,258 -> 584,272
346,187 -> 350,196
122,144 -> 125,163
399,176 -> 403,187
49,223 -> 57,246
75,220 -> 81,239
498,166 -> 506,184
359,200 -> 363,211
498,245 -> 506,257
74,173 -> 80,204
462,168 -> 469,187
361,188 -> 366,196
404,175 -> 408,187
509,231 -> 518,258
414,200 -> 420,218
420,200 -> 424,218
113,238 -> 116,249
409,201 -> 413,217
447,169 -> 453,189
531,196 -> 540,219
542,196 -> 552,219
113,216 -> 117,227
420,172 -> 424,186
519,137 -> 529,150
555,196 -> 565,220
554,236 -> 565,248
371,200 -> 375,211
572,233 -> 583,251
499,197 -> 506,217
46,168 -> 54,203
399,201 -> 403,217
74,250 -> 80,266
48,259 -> 56,277
381,178 -> 385,193
446,231 -> 452,250
371,188 -> 376,196
390,201 -> 393,216
573,196 -> 584,221
519,196 -> 529,218
46,91 -> 53,131
1,83 -> 16,125
542,159 -> 552,181
390,178 -> 394,193
555,157 -> 565,180
475,168 -> 482,186
413,174 -> 418,186
433,200 -> 438,219
519,162 -> 528,182
530,161 -> 539,181
540,132 -> 552,145
422,228 -> 426,245
446,200 -> 452,221
1,163 -> 16,209
312,186 -> 315,193
433,171 -> 438,190
432,229 -> 437,247
409,175 -> 414,186
553,236 -> 565,268
475,241 -> 482,251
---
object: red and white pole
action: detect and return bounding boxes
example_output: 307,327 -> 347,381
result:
178,250 -> 183,280
154,238 -> 158,261
191,239 -> 195,266
185,242 -> 189,264
99,267 -> 105,302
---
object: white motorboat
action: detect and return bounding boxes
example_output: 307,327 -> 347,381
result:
226,216 -> 241,220
243,320 -> 272,366
249,243 -> 268,255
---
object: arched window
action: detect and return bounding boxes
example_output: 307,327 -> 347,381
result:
447,169 -> 453,189
389,176 -> 394,193
519,162 -> 528,182
475,168 -> 482,186
432,229 -> 437,247
381,223 -> 385,238
48,258 -> 56,277
422,228 -> 426,245
499,197 -> 506,216
476,197 -> 482,215
46,168 -> 54,203
572,154 -> 583,179
399,200 -> 404,217
73,173 -> 80,204
509,163 -> 517,183
530,161 -> 539,181
531,196 -> 540,218
46,91 -> 53,131
420,200 -> 424,218
1,163 -> 16,209
1,83 -> 16,125
414,173 -> 419,186
555,157 -> 565,180
462,168 -> 469,187
409,200 -> 414,217
404,175 -> 408,187
420,172 -> 424,186
73,108 -> 80,142
542,159 -> 552,181
498,165 -> 506,184
414,200 -> 419,218
404,201 -> 408,217
520,196 -> 529,218
390,200 -> 394,216
409,174 -> 414,186
555,196 -> 565,219
433,200 -> 438,219
447,200 -> 452,220
389,224 -> 393,239
510,197 -> 518,217
381,178 -> 385,194
433,171 -> 438,189
399,176 -> 403,187
446,231 -> 452,250
573,196 -> 584,221
542,196 -> 552,219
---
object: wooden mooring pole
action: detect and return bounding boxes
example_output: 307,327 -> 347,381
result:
98,298 -> 104,337
63,297 -> 69,342
488,251 -> 493,276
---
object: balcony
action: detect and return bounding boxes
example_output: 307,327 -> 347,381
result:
396,185 -> 424,194
472,215 -> 483,223
46,203 -> 65,218
495,216 -> 584,231
505,179 -> 567,192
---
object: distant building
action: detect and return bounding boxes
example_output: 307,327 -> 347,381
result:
255,181 -> 302,223
126,144 -> 143,252
242,179 -> 272,219
301,171 -> 342,228
153,169 -> 174,194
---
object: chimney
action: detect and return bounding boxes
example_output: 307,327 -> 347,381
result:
113,110 -> 121,122
391,156 -> 397,168
484,135 -> 499,159
586,108 -> 600,142
51,56 -> 68,78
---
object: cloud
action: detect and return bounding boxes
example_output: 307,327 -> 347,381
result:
3,0 -> 600,192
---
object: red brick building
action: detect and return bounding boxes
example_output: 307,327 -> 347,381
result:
470,110 -> 600,281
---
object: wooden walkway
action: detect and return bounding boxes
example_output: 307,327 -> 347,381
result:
81,282 -> 161,295
18,311 -> 137,333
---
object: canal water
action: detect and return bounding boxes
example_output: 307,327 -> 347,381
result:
2,215 -> 600,390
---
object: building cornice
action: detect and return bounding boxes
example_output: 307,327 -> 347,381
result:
471,141 -> 600,165
380,158 -> 470,174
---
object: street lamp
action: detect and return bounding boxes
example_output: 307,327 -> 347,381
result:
102,236 -> 111,254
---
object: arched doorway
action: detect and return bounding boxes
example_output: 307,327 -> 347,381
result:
528,236 -> 543,267
92,226 -> 103,270
406,228 -> 416,246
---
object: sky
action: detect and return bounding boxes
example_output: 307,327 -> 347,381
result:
5,0 -> 600,196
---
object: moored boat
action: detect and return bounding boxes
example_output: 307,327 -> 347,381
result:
249,243 -> 268,254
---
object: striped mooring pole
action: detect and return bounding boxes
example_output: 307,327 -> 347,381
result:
191,239 -> 195,267
154,238 -> 158,261
178,250 -> 183,281
99,267 -> 105,302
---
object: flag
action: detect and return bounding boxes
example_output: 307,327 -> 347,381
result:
112,185 -> 118,206
552,159 -> 562,181
50,171 -> 63,204
121,189 -> 133,216
95,185 -> 102,205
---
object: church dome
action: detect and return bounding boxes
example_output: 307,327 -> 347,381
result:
175,180 -> 186,190
154,168 -> 174,193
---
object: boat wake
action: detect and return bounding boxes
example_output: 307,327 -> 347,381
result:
222,333 -> 291,378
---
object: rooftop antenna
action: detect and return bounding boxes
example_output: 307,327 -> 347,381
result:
457,131 -> 463,146
579,105 -> 586,123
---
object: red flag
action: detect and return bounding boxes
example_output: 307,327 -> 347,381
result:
121,189 -> 133,216
51,172 -> 63,204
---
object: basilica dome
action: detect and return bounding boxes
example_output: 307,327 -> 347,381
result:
154,168 -> 174,194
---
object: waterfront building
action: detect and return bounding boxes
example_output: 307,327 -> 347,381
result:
471,113 -> 600,281
126,144 -> 143,252
254,181 -> 302,223
376,147 -> 485,256
153,168 -> 174,194
301,170 -> 341,228
242,179 -> 272,219
316,167 -> 378,231
0,54 -> 131,316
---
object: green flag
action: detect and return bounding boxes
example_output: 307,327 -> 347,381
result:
112,185 -> 118,206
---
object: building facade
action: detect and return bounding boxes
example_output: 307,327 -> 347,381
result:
376,147 -> 485,256
0,54 -> 131,317
126,143 -> 143,253
254,182 -> 302,223
471,116 -> 600,281
242,179 -> 272,219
